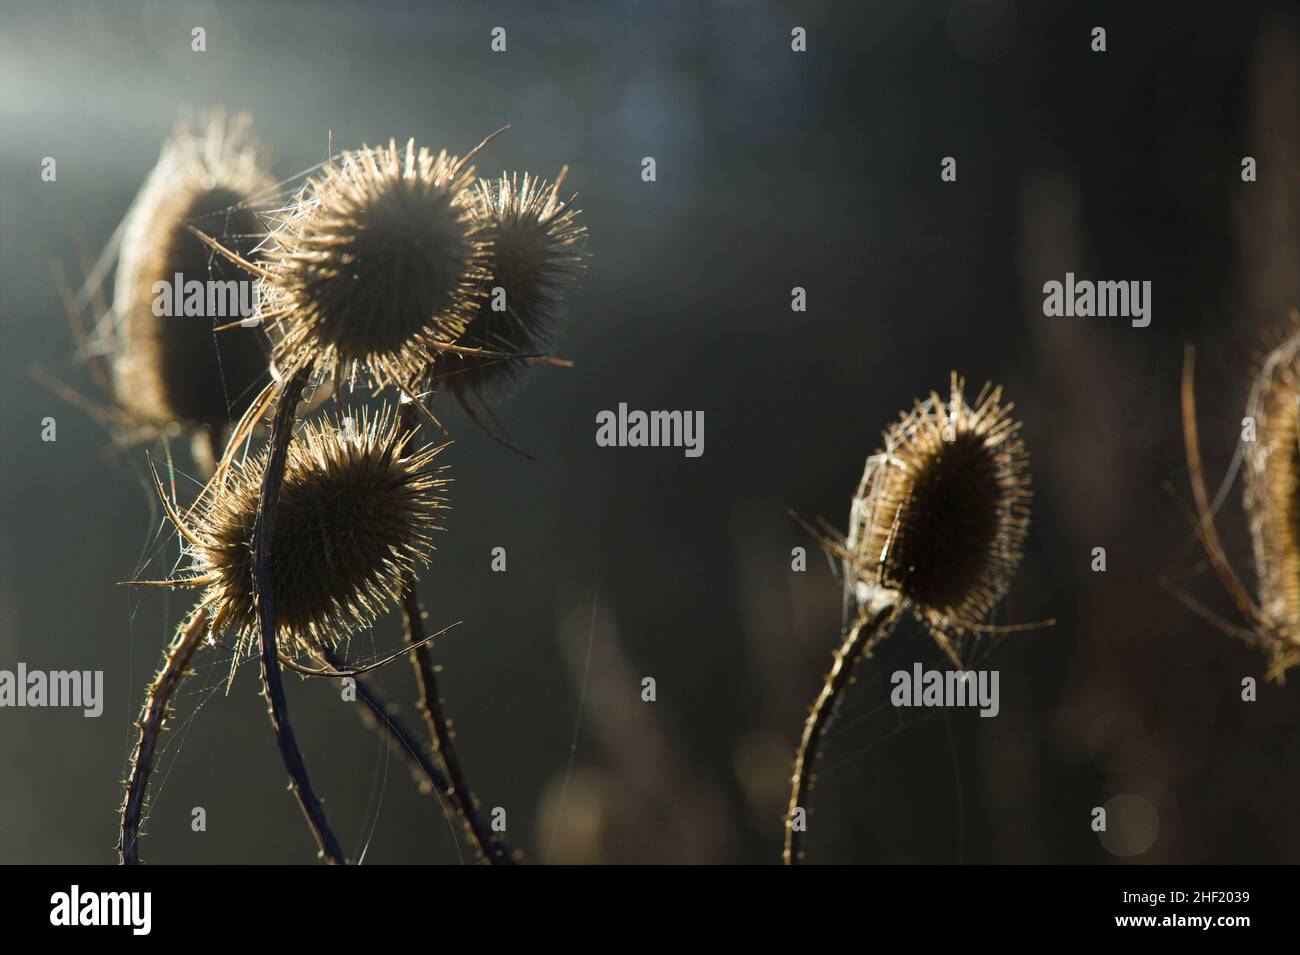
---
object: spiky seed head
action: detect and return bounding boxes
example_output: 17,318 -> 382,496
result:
444,172 -> 585,401
1242,328 -> 1300,662
165,407 -> 448,659
847,373 -> 1032,636
113,110 -> 274,433
257,139 -> 486,393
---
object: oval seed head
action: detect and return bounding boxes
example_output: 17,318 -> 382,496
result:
445,172 -> 585,402
1242,328 -> 1300,658
113,111 -> 274,433
257,139 -> 486,393
168,407 -> 448,658
847,373 -> 1032,636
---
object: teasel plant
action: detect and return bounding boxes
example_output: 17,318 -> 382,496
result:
85,116 -> 480,864
120,407 -> 456,864
36,109 -> 276,478
784,373 -> 1052,864
176,131 -> 586,863
1165,313 -> 1300,681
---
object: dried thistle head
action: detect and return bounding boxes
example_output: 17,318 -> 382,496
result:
842,373 -> 1035,666
1242,328 -> 1300,673
443,171 -> 585,403
255,138 -> 487,396
151,406 -> 448,661
113,110 -> 274,435
1173,320 -> 1300,681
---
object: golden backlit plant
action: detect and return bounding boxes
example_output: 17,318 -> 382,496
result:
102,117 -> 587,866
1169,316 -> 1300,681
784,373 -> 1051,864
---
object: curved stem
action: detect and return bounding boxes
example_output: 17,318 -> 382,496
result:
402,578 -> 515,863
397,397 -> 515,864
308,646 -> 463,816
119,602 -> 210,865
254,368 -> 347,864
784,602 -> 896,865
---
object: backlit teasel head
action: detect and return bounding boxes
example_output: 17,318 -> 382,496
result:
112,110 -> 274,436
843,373 -> 1036,667
250,138 -> 489,398
1241,327 -> 1300,675
143,406 -> 449,664
1173,319 -> 1300,681
443,170 -> 586,406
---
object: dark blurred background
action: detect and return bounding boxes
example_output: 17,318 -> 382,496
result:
1,0 -> 1297,864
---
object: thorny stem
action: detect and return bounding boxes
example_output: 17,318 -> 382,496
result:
308,646 -> 461,816
398,399 -> 515,864
119,602 -> 210,865
254,368 -> 347,864
784,602 -> 896,865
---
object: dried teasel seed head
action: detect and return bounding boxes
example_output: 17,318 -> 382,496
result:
847,373 -> 1032,638
257,138 -> 486,393
113,110 -> 274,434
1242,327 -> 1300,655
161,407 -> 449,659
444,171 -> 585,402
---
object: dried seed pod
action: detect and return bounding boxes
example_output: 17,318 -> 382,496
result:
846,372 -> 1033,661
1174,322 -> 1300,681
255,139 -> 487,395
444,171 -> 585,403
1242,329 -> 1300,666
785,372 -> 1042,865
155,407 -> 449,660
113,111 -> 273,435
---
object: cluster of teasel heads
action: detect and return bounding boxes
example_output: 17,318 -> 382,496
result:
65,111 -> 1295,869
87,111 -> 587,865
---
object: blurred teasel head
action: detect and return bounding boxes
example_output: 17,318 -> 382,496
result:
1241,326 -> 1300,673
112,110 -> 274,439
148,406 -> 449,661
1173,319 -> 1300,681
845,373 -> 1034,664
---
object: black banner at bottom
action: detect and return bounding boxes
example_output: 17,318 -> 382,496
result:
3,862 -> 1280,941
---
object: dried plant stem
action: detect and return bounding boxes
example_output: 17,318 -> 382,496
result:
397,399 -> 515,864
119,602 -> 210,865
308,646 -> 461,808
254,368 -> 347,864
784,602 -> 896,865
401,563 -> 515,863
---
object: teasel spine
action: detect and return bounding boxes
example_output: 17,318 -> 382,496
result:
783,603 -> 896,866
